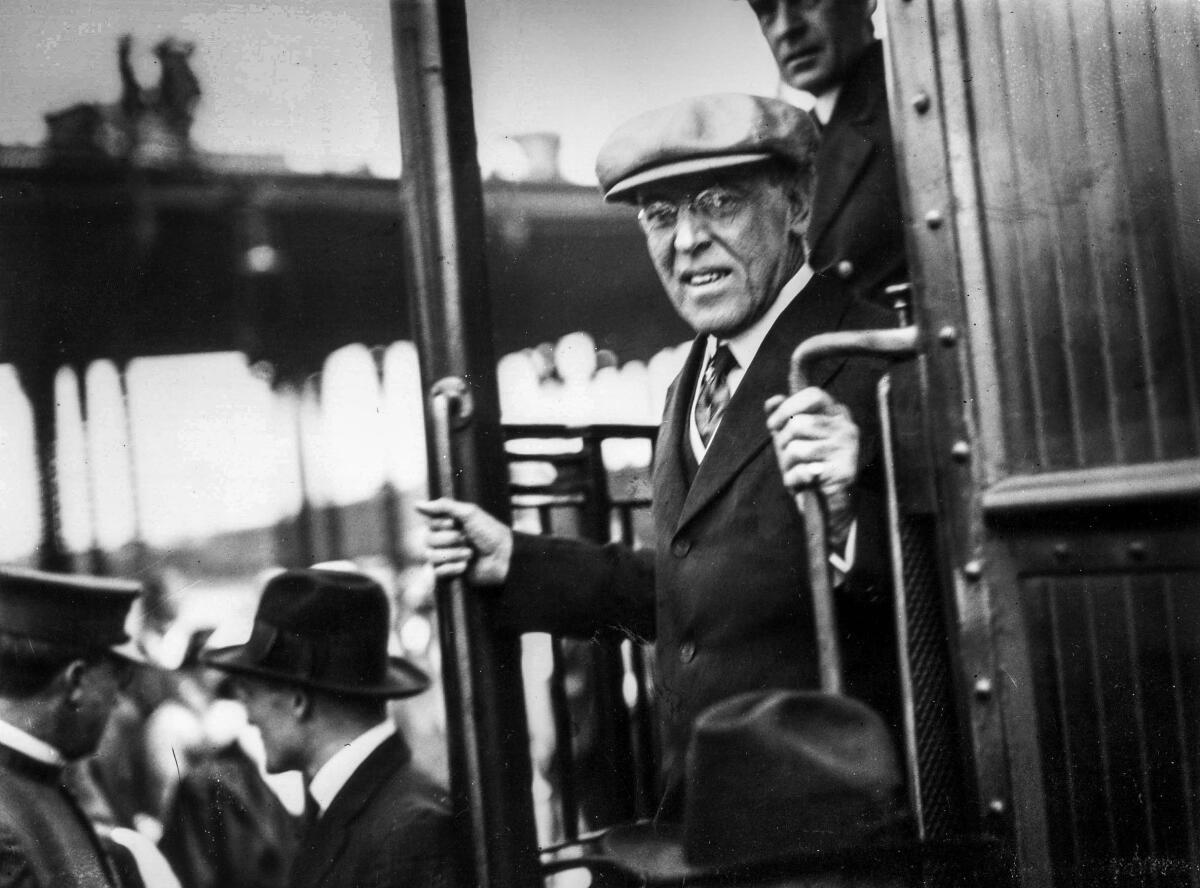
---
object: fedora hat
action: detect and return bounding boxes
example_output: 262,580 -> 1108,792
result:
201,568 -> 429,699
595,93 -> 819,203
591,690 -> 912,884
0,566 -> 144,663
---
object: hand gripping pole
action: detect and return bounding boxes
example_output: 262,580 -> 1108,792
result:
788,320 -> 923,694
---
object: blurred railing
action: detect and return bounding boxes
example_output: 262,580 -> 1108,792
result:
503,423 -> 659,846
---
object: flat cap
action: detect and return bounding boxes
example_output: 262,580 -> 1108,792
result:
595,93 -> 818,203
0,567 -> 142,662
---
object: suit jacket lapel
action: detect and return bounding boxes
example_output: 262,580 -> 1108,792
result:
675,274 -> 854,532
807,42 -> 887,256
294,732 -> 412,888
655,335 -> 706,532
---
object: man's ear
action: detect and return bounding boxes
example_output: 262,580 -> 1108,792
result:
786,191 -> 812,239
62,659 -> 89,709
291,687 -> 313,721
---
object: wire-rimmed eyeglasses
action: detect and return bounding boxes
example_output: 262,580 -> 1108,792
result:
637,186 -> 747,234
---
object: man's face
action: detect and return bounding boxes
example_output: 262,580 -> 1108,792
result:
637,167 -> 809,339
61,655 -> 131,760
234,677 -> 306,773
749,0 -> 875,96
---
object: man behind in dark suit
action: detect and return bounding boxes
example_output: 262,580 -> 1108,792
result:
747,0 -> 907,306
0,567 -> 144,888
201,568 -> 464,888
420,94 -> 899,812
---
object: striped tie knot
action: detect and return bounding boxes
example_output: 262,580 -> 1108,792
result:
694,344 -> 737,447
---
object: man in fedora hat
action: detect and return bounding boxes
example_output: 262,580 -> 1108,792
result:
201,568 -> 464,888
0,567 -> 144,888
422,93 -> 901,812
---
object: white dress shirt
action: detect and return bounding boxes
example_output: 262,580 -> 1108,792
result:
307,719 -> 395,817
687,264 -> 813,461
811,84 -> 843,127
0,717 -> 66,767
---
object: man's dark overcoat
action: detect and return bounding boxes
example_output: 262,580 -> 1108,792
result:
499,272 -> 900,799
807,40 -> 908,306
0,745 -> 122,888
289,733 -> 464,888
159,743 -> 299,888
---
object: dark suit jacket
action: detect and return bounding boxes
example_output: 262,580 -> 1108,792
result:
289,733 -> 464,888
160,743 -> 299,888
500,272 -> 900,800
807,41 -> 908,306
0,744 -> 122,888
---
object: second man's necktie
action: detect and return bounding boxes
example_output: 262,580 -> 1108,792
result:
694,344 -> 737,447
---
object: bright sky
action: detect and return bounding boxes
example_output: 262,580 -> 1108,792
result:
0,0 -> 780,181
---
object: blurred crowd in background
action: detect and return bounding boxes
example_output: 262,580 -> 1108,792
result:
45,327 -> 679,888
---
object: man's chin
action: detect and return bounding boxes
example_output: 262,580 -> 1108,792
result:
783,60 -> 831,96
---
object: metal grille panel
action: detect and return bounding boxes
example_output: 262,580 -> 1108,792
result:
901,515 -> 969,839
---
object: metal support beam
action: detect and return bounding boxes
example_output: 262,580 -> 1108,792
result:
390,2 -> 540,886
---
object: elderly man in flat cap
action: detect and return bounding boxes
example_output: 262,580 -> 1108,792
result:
201,568 -> 464,888
421,94 -> 900,812
0,567 -> 144,888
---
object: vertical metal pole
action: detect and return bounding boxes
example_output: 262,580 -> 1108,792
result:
76,364 -> 109,575
390,2 -> 539,886
22,363 -> 73,572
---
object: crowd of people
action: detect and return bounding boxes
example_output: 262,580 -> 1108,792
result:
0,0 -> 932,885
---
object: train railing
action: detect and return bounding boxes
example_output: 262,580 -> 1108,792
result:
502,423 -> 660,847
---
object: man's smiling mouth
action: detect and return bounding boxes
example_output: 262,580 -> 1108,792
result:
681,269 -> 730,286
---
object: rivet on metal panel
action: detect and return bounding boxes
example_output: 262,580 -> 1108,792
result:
1128,541 -> 1148,562
1053,542 -> 1070,562
987,798 -> 1007,816
951,441 -> 970,463
937,325 -> 958,346
925,209 -> 944,229
912,92 -> 931,114
963,560 -> 983,581
973,677 -> 993,700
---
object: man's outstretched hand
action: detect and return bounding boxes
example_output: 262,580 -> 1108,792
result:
416,498 -> 514,586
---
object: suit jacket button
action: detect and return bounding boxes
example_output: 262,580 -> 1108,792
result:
837,259 -> 855,279
678,640 -> 696,663
671,539 -> 691,557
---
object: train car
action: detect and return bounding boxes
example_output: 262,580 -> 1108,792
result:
0,1 -> 1195,886
392,1 -> 1200,886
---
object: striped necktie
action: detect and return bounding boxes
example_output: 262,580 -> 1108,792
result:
694,344 -> 737,447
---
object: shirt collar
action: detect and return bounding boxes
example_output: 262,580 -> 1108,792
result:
308,719 -> 395,816
0,717 -> 67,768
811,84 -> 843,126
717,263 -> 813,373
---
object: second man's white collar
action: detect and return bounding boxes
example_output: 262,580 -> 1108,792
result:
307,719 -> 395,817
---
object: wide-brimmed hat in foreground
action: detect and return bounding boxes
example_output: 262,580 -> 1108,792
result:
585,690 -> 913,884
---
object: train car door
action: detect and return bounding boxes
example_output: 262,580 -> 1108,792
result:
884,0 -> 1200,885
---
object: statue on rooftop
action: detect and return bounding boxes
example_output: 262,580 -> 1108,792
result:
43,33 -> 201,166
